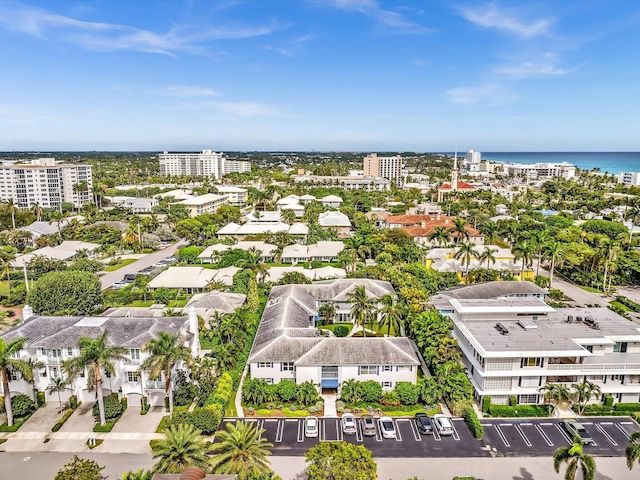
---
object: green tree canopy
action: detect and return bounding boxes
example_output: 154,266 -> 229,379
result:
54,455 -> 105,480
26,270 -> 102,315
305,442 -> 377,480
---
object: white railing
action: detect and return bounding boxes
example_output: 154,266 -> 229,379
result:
146,380 -> 164,389
546,363 -> 640,372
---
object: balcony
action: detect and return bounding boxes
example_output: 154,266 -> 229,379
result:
546,363 -> 640,372
146,380 -> 165,390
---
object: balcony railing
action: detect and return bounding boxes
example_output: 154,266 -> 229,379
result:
546,363 -> 640,372
321,373 -> 339,379
146,380 -> 165,390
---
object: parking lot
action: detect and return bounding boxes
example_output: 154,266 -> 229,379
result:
220,416 -> 640,458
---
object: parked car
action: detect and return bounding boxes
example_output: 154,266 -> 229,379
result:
111,281 -> 129,289
379,416 -> 396,439
123,273 -> 136,282
414,413 -> 433,435
341,414 -> 357,435
304,416 -> 319,438
433,414 -> 454,436
362,415 -> 377,436
560,419 -> 595,445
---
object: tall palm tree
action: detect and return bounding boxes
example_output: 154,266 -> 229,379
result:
543,241 -> 563,288
600,238 -> 621,293
6,199 -> 17,230
47,377 -> 69,407
378,294 -> 405,336
571,380 -> 601,415
530,229 -> 550,276
31,202 -> 43,222
449,217 -> 470,244
477,247 -> 497,270
151,424 -> 211,474
626,431 -> 640,470
210,421 -> 274,480
346,285 -> 377,338
624,207 -> 640,246
479,221 -> 498,245
512,241 -> 535,280
454,242 -> 478,279
1,337 -> 36,426
318,302 -> 336,325
553,435 -> 596,480
238,248 -> 267,283
62,331 -> 128,426
427,226 -> 451,247
0,257 -> 11,301
140,332 -> 192,413
539,383 -> 569,415
48,210 -> 65,242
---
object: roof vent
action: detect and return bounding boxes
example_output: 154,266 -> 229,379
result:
576,316 -> 583,323
495,323 -> 509,335
584,316 -> 600,330
518,319 -> 538,330
566,315 -> 574,323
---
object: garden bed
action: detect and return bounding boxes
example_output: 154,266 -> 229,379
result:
243,406 -> 322,418
338,402 -> 438,417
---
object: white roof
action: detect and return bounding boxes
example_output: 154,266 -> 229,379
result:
177,193 -> 227,206
198,241 -> 277,258
321,195 -> 343,203
318,211 -> 351,227
11,241 -> 100,267
300,194 -> 316,200
215,186 -> 247,193
217,222 -> 241,235
155,189 -> 193,200
288,223 -> 309,235
266,266 -> 346,282
148,266 -> 240,289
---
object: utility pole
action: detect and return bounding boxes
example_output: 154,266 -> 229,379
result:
23,263 -> 29,292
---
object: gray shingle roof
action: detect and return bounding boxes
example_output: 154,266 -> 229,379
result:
295,338 -> 419,366
441,281 -> 546,299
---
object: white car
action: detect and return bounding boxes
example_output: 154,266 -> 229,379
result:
304,416 -> 319,438
379,416 -> 396,439
341,413 -> 357,435
433,414 -> 454,436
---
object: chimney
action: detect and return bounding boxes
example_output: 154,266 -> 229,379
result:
23,304 -> 34,320
188,306 -> 198,335
421,221 -> 426,228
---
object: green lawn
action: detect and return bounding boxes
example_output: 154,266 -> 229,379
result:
128,300 -> 154,307
0,280 -> 9,297
580,285 -> 604,294
319,323 -> 354,335
103,258 -> 138,272
611,301 -> 633,312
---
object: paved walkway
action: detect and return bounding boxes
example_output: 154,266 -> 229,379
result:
321,393 -> 337,417
542,267 -> 608,307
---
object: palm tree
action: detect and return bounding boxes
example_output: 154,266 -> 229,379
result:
210,421 -> 274,479
151,423 -> 211,474
449,217 -> 470,244
378,294 -> 405,336
600,237 -> 621,293
512,241 -> 534,280
553,435 -> 596,480
318,302 -> 336,325
6,199 -> 17,230
454,242 -> 478,279
479,221 -> 498,244
31,202 -> 43,222
543,241 -> 563,288
1,337 -> 36,426
477,247 -> 497,270
625,431 -> 640,470
571,380 -> 601,415
48,210 -> 65,242
62,331 -> 128,426
427,226 -> 451,247
140,332 -> 192,414
346,285 -> 377,338
238,248 -> 268,283
624,207 -> 640,246
46,377 -> 68,407
0,257 -> 11,301
539,383 -> 569,415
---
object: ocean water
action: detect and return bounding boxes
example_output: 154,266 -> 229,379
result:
477,152 -> 640,175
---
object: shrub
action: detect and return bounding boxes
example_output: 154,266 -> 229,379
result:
380,390 -> 400,406
394,382 -> 419,406
464,407 -> 484,439
334,325 -> 349,337
604,395 -> 614,408
52,410 -> 74,432
92,394 -> 124,421
448,399 -> 473,417
277,379 -> 299,402
508,396 -> 517,407
69,395 -> 79,410
11,394 -> 36,418
93,422 -> 115,433
189,404 -> 223,435
36,391 -> 46,407
614,403 -> 640,412
481,397 -> 491,414
228,370 -> 241,389
173,371 -> 196,407
616,296 -> 640,312
360,381 -> 383,403
488,405 -> 548,418
336,400 -> 346,412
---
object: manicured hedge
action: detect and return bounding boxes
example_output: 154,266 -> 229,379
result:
614,403 -> 640,412
463,407 -> 484,439
92,394 -> 125,421
52,410 -> 74,432
481,397 -> 491,414
488,404 -> 548,418
36,391 -> 46,407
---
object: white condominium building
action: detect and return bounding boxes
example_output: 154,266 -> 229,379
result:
0,158 -> 92,209
505,162 -> 576,180
618,172 -> 640,186
158,150 -> 250,179
363,153 -> 403,181
465,150 -> 481,171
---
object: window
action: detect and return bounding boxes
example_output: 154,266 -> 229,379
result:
10,350 -> 20,359
9,370 -> 17,381
359,366 -> 377,375
381,381 -> 393,388
258,362 -> 273,368
585,345 -> 593,353
519,377 -> 540,387
382,366 -> 393,372
264,378 -> 274,385
49,367 -> 59,378
396,366 -> 412,372
130,349 -> 140,360
127,372 -> 140,383
281,362 -> 294,371
67,347 -> 73,356
518,394 -> 539,404
614,342 -> 628,353
520,357 -> 543,368
40,368 -> 47,377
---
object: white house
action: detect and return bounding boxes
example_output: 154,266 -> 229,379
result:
248,282 -> 419,392
1,306 -> 199,407
198,242 -> 278,263
214,186 -> 248,206
147,266 -> 240,292
11,241 -> 100,268
321,195 -> 344,208
280,241 -> 345,263
318,211 -> 351,237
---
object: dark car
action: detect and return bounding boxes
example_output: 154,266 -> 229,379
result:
560,419 -> 595,445
414,413 -> 433,434
362,415 -> 377,436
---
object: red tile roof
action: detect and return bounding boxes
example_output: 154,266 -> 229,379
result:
439,181 -> 476,190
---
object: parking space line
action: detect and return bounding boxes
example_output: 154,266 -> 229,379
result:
432,427 -> 441,441
596,423 -> 617,446
275,420 -> 284,443
535,424 -> 554,447
494,425 -> 510,447
555,424 -> 573,445
320,419 -> 325,442
451,422 -> 461,441
336,419 -> 343,442
297,419 -> 304,443
375,423 -> 383,442
515,424 -> 532,447
256,420 -> 265,439
355,421 -> 363,442
521,423 -> 533,426
394,419 -> 403,442
409,419 -> 422,442
616,423 -> 632,439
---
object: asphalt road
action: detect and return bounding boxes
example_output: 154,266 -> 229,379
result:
99,240 -> 187,289
220,416 -> 640,458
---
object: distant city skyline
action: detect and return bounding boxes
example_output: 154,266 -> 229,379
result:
0,0 -> 639,151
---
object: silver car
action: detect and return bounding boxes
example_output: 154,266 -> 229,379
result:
379,416 -> 396,439
560,419 -> 595,445
304,416 -> 319,438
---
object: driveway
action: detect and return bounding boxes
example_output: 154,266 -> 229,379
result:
56,401 -> 95,433
109,406 -> 164,434
100,240 -> 187,289
19,403 -> 62,433
543,269 -> 608,307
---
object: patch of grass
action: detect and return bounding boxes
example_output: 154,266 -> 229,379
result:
52,409 -> 74,432
0,280 -> 9,296
580,285 -> 604,294
93,422 -> 115,432
226,387 -> 239,417
103,258 -> 138,272
611,301 -> 632,312
319,323 -> 354,334
0,414 -> 32,432
0,438 -> 7,445
167,299 -> 188,308
156,415 -> 170,433
128,300 -> 154,307
86,438 -> 103,449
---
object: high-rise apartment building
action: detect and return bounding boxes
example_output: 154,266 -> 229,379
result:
363,153 -> 403,181
618,172 -> 640,186
465,150 -> 481,171
0,158 -> 92,209
158,150 -> 250,179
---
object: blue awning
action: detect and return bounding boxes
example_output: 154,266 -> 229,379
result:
321,379 -> 339,388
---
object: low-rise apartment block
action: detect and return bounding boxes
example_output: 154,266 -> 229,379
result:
176,193 -> 229,217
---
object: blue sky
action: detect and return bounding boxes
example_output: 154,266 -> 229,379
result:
0,0 -> 639,151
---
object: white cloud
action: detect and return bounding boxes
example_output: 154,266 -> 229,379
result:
495,61 -> 576,78
0,1 -> 281,55
155,86 -> 220,97
458,4 -> 553,38
446,84 -> 517,106
326,0 -> 432,34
